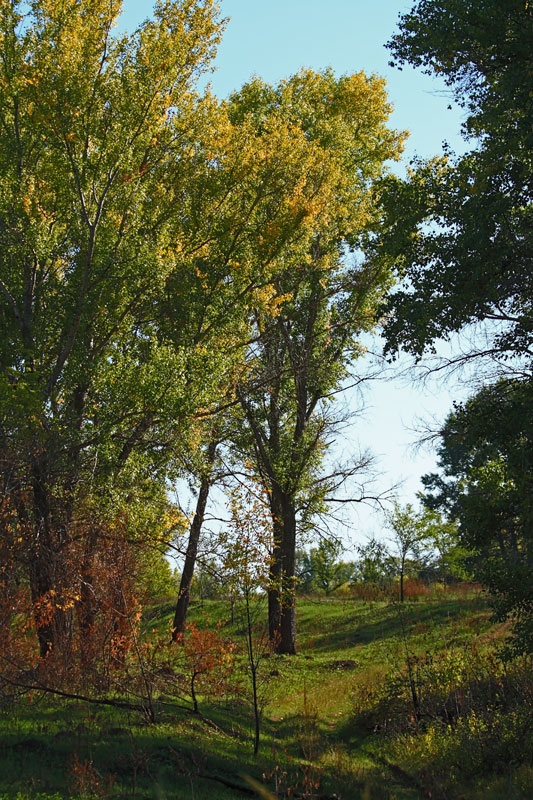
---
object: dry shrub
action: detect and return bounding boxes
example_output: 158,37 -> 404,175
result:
349,582 -> 393,602
0,487 -> 45,697
135,619 -> 238,715
402,578 -> 431,600
0,503 -> 148,698
68,755 -> 115,800
349,580 -> 483,604
181,621 -> 236,712
70,513 -> 143,686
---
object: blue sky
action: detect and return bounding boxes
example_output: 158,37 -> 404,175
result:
120,1 -> 471,547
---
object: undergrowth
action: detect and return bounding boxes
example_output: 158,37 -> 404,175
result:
0,587 -> 530,799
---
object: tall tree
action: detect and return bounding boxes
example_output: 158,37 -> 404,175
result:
367,0 -> 532,653
230,70 -> 405,653
0,0 -> 227,658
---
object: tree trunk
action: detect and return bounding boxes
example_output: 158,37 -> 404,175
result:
30,551 -> 73,662
76,527 -> 100,670
268,487 -> 297,655
172,439 -> 217,641
30,457 -> 73,663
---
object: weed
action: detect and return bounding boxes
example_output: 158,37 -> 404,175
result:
68,755 -> 115,800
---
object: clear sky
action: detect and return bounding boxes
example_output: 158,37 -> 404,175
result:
120,1 -> 471,548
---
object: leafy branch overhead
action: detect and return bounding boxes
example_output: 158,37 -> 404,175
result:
376,0 -> 532,370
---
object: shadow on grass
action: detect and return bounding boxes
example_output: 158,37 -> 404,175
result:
0,687 -> 426,800
303,598 -> 488,654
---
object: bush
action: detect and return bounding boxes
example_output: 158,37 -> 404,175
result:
356,640 -> 533,797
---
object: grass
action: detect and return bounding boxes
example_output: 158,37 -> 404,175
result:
0,585 -> 530,799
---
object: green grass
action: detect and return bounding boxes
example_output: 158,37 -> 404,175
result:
1,587 -> 530,799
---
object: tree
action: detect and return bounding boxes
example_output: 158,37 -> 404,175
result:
171,410 -> 258,639
413,507 -> 468,583
0,0 -> 237,659
422,379 -> 533,654
297,539 -> 355,596
0,0 -> 215,658
375,0 -> 532,371
172,431 -> 219,640
230,69 -> 405,653
365,0 -> 532,652
0,2 -> 370,663
219,485 -> 273,755
354,538 -> 394,586
385,502 -> 432,602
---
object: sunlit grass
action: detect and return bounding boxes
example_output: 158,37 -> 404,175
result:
1,587 -> 529,799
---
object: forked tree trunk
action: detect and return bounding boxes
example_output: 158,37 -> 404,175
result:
172,438 -> 218,641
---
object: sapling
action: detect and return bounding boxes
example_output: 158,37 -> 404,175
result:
221,484 -> 274,754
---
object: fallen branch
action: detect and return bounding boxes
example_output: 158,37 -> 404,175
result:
0,671 -> 194,717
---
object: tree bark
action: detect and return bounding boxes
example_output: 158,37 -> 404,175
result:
30,455 -> 73,663
172,438 -> 218,641
76,526 -> 100,670
269,486 -> 297,654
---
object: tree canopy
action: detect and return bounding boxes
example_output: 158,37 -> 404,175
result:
375,0 -> 532,370
374,0 -> 533,653
423,379 -> 533,654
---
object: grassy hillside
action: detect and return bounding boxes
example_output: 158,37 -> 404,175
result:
0,587 -> 531,799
